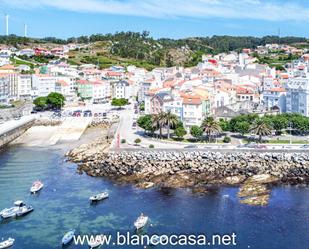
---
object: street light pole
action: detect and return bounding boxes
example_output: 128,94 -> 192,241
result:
289,121 -> 292,145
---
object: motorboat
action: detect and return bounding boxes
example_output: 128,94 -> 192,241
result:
0,238 -> 14,249
134,213 -> 149,230
16,204 -> 34,217
89,192 -> 109,202
62,230 -> 75,245
30,180 -> 44,194
88,236 -> 103,248
0,201 -> 26,219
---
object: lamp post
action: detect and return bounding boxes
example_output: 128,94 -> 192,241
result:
289,121 -> 292,145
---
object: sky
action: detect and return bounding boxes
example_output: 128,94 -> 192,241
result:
0,0 -> 308,39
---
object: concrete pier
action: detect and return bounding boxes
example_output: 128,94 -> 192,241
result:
0,116 -> 35,148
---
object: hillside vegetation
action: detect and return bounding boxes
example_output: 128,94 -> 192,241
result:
1,33 -> 308,69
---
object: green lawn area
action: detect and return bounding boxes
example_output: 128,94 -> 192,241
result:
10,57 -> 35,67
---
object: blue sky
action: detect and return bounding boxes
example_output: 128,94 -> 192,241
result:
0,0 -> 308,39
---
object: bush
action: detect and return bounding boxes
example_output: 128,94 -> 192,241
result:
174,126 -> 187,139
121,139 -> 126,144
223,136 -> 231,143
134,138 -> 141,144
149,144 -> 154,149
190,125 -> 203,140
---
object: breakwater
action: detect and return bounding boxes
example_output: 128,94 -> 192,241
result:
68,146 -> 309,188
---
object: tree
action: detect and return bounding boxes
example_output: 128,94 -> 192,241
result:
152,112 -> 166,138
190,125 -> 203,140
111,98 -> 128,108
201,117 -> 222,142
46,92 -> 65,109
250,120 -> 272,143
134,138 -> 141,145
223,136 -> 231,143
137,115 -> 155,134
270,116 -> 288,135
234,121 -> 250,136
33,97 -> 47,110
161,111 -> 179,139
174,126 -> 187,139
219,119 -> 230,131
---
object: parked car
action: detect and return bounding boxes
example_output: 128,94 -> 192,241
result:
300,144 -> 309,149
255,144 -> 268,149
184,145 -> 198,149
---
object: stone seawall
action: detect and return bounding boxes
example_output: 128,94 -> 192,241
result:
69,149 -> 309,188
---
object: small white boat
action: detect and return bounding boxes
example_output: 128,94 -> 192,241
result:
89,192 -> 109,202
1,201 -> 26,219
134,213 -> 149,230
0,238 -> 14,249
30,180 -> 44,194
16,205 -> 34,217
88,236 -> 103,248
62,230 -> 75,245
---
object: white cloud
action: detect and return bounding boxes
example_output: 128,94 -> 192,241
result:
1,0 -> 309,22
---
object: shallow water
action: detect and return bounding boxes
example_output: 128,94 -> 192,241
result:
0,146 -> 308,249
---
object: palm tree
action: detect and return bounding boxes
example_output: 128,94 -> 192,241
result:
152,112 -> 165,138
161,110 -> 179,139
201,117 -> 222,142
250,120 -> 272,143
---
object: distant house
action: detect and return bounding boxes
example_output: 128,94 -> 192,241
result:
112,80 -> 131,100
34,47 -> 50,56
51,47 -> 64,57
17,49 -> 35,57
138,82 -> 151,102
17,65 -> 31,72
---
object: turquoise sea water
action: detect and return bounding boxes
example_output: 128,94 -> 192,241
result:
0,146 -> 308,249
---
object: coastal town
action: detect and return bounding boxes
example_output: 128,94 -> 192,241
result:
1,41 -> 309,150
0,0 -> 308,248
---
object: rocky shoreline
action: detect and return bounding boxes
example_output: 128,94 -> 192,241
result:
66,140 -> 309,205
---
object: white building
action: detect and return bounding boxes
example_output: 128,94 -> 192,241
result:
182,96 -> 203,128
18,75 -> 32,100
138,82 -> 151,102
16,49 -> 35,57
0,50 -> 11,66
113,80 -> 131,100
0,75 -> 9,103
32,74 -> 57,97
286,77 -> 309,116
92,80 -> 111,103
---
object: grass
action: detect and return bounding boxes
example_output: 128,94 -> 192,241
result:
10,57 -> 35,67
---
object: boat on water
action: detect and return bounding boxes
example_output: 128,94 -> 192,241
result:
30,180 -> 44,194
62,230 -> 75,245
134,213 -> 149,230
0,201 -> 28,219
89,192 -> 109,202
88,236 -> 104,248
0,238 -> 14,249
16,204 -> 34,217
